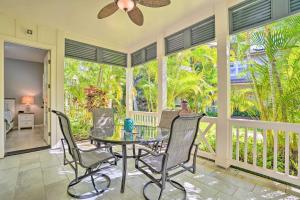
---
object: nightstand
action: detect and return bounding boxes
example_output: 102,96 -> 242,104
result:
18,113 -> 34,130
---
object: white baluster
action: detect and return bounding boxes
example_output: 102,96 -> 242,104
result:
298,133 -> 300,177
274,130 -> 278,171
263,129 -> 267,169
236,127 -> 240,161
244,128 -> 248,163
285,131 -> 289,175
253,128 -> 257,166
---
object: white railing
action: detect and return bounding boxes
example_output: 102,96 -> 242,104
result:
230,119 -> 300,186
129,111 -> 159,127
129,111 -> 217,159
197,116 -> 217,160
128,112 -> 300,185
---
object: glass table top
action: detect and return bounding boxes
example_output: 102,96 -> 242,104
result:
90,125 -> 170,144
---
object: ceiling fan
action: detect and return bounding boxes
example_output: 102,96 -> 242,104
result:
97,0 -> 171,26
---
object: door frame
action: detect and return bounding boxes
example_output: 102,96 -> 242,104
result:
0,36 -> 58,158
43,51 -> 51,145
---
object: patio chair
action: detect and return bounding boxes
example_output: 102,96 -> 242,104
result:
155,110 -> 179,151
144,110 -> 179,152
91,108 -> 137,159
52,110 -> 116,199
135,113 -> 205,200
159,110 -> 179,129
90,108 -> 115,145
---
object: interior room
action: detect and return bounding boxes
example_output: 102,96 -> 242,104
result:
4,42 -> 49,154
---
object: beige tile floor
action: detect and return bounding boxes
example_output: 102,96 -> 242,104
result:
5,126 -> 48,153
0,148 -> 299,200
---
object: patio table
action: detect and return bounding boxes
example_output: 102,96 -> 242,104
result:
90,125 -> 170,193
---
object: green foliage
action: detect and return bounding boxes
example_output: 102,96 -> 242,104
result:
230,14 -> 300,175
64,58 -> 126,139
167,45 -> 218,114
133,60 -> 158,112
231,15 -> 300,123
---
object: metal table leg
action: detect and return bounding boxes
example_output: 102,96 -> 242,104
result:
121,144 -> 127,193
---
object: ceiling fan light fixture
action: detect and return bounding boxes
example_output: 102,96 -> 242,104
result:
117,0 -> 135,12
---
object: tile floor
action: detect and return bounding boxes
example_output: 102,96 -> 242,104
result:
0,148 -> 299,200
5,126 -> 48,153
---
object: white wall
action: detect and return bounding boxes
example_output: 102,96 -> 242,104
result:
0,13 -> 64,157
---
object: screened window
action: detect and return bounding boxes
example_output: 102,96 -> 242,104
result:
230,14 -> 300,123
132,60 -> 158,112
64,58 -> 126,139
166,43 -> 218,116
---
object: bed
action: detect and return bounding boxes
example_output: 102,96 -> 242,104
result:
4,98 -> 16,135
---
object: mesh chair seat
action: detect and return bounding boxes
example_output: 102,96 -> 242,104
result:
81,150 -> 114,168
140,154 -> 164,172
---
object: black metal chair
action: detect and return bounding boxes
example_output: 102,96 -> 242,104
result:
135,114 -> 205,200
154,110 -> 179,151
90,108 -> 123,163
52,110 -> 116,199
159,110 -> 179,129
90,108 -> 115,144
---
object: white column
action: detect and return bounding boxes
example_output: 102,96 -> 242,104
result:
126,54 -> 133,117
51,30 -> 65,148
0,38 -> 4,158
157,36 -> 167,121
215,0 -> 231,168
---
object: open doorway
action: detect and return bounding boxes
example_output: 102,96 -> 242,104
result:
3,42 -> 51,155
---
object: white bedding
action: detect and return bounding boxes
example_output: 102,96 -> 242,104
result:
4,110 -> 13,123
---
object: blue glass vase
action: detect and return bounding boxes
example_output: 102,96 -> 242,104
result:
124,118 -> 134,132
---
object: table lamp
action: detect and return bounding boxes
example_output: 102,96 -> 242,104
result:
21,96 -> 34,113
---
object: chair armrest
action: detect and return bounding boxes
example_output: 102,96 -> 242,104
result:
136,148 -> 169,173
78,144 -> 113,152
137,148 -> 167,159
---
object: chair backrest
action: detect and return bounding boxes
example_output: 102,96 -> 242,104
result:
158,110 -> 179,129
165,114 -> 204,169
92,108 -> 114,136
52,110 -> 80,160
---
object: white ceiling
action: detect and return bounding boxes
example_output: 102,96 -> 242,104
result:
5,43 -> 47,63
0,0 -> 217,51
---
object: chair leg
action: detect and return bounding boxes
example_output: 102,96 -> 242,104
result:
170,180 -> 187,199
91,174 -> 99,193
132,144 -> 136,158
108,146 -> 118,165
143,181 -> 164,200
142,179 -> 187,200
67,170 -> 111,199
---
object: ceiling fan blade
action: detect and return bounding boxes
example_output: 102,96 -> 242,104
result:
128,6 -> 144,26
97,2 -> 119,19
137,0 -> 171,8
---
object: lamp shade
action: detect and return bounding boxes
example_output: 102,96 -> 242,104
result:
21,96 -> 34,105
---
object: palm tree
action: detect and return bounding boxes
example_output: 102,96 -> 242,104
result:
167,45 -> 217,113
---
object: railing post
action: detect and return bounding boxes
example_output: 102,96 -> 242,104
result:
126,53 -> 133,118
215,0 -> 231,168
157,36 -> 167,123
